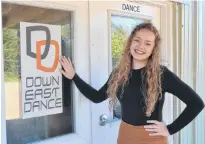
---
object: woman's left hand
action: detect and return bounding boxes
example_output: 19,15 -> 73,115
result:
144,120 -> 170,136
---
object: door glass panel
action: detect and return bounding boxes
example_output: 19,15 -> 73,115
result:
110,14 -> 146,119
2,2 -> 74,144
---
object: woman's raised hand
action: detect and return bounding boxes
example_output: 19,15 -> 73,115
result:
59,56 -> 75,79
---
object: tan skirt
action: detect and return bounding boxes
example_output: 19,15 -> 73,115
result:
117,120 -> 168,144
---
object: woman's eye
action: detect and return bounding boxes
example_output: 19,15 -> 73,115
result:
146,43 -> 151,46
134,39 -> 139,42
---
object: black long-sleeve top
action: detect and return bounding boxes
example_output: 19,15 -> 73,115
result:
71,66 -> 204,135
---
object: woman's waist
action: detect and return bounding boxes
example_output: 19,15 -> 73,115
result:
121,116 -> 162,126
121,119 -> 149,128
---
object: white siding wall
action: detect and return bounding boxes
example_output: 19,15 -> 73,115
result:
179,1 -> 205,144
172,1 -> 205,144
195,1 -> 205,144
180,2 -> 195,144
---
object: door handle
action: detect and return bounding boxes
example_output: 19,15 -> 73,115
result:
99,114 -> 108,126
99,114 -> 120,126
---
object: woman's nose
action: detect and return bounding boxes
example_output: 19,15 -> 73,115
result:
138,42 -> 145,50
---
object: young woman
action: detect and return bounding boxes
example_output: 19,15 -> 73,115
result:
59,22 -> 204,144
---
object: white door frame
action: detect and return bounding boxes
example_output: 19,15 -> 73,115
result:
1,1 -> 91,144
1,0 -> 7,144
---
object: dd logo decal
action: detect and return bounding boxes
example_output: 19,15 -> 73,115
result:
26,26 -> 59,72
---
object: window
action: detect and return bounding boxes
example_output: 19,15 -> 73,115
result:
2,3 -> 74,144
110,14 -> 146,119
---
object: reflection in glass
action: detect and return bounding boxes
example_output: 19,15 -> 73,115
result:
2,3 -> 74,144
111,14 -> 145,119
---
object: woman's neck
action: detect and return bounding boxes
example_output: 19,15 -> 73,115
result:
132,59 -> 147,70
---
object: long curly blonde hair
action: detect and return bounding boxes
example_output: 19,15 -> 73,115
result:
107,22 -> 162,117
